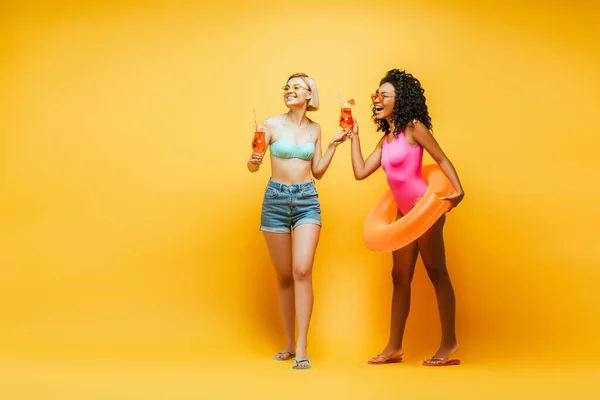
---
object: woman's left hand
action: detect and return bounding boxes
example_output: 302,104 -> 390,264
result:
330,130 -> 352,147
440,191 -> 464,210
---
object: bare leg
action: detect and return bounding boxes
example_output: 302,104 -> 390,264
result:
417,214 -> 460,365
368,234 -> 418,364
263,232 -> 295,359
290,223 -> 320,368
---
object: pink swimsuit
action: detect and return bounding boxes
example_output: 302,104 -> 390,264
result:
381,132 -> 428,215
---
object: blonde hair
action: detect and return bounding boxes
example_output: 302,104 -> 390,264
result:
287,72 -> 319,111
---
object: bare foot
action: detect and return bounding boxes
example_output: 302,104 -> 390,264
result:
423,342 -> 460,366
273,343 -> 296,361
292,358 -> 311,369
273,350 -> 295,361
293,342 -> 310,368
367,347 -> 404,364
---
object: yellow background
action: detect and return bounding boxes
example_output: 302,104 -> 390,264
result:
1,0 -> 599,398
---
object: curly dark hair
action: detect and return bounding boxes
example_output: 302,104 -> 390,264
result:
372,69 -> 433,136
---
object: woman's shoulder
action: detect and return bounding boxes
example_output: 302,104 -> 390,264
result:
376,134 -> 387,147
306,117 -> 321,130
405,119 -> 430,134
263,114 -> 284,127
403,120 -> 430,146
261,114 -> 286,136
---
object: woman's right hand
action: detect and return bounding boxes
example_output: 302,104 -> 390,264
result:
248,152 -> 263,165
247,152 -> 263,173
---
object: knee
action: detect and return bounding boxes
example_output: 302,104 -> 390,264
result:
293,263 -> 312,282
277,274 -> 294,289
391,270 -> 412,289
424,265 -> 447,285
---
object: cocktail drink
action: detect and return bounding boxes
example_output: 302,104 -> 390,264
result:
339,98 -> 355,130
252,129 -> 266,153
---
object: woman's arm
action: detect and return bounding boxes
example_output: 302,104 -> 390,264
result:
349,118 -> 384,180
408,121 -> 465,208
311,123 -> 350,180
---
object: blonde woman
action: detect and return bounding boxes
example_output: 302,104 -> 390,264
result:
247,73 -> 350,369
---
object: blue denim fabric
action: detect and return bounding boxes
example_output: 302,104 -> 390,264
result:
260,179 -> 322,233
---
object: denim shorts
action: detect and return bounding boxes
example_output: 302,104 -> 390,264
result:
260,179 -> 322,233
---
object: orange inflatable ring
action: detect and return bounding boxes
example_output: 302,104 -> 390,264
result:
362,164 -> 456,252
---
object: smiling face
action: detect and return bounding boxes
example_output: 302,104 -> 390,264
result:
371,82 -> 396,121
283,77 -> 312,109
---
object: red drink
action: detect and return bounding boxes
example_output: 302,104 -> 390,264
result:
252,130 -> 266,153
339,107 -> 354,130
